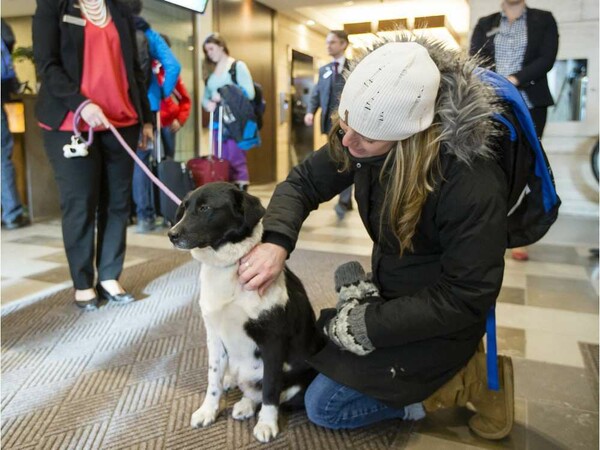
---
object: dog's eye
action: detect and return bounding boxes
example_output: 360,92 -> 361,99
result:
199,205 -> 211,212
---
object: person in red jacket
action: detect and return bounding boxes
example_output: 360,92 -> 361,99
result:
156,34 -> 191,159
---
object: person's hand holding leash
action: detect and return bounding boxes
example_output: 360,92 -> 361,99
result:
139,123 -> 154,150
239,243 -> 287,296
80,102 -> 110,129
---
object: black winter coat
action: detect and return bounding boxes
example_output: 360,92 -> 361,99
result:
262,143 -> 507,407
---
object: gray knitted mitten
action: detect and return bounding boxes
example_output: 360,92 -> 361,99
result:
323,261 -> 381,355
324,300 -> 374,355
334,261 -> 380,308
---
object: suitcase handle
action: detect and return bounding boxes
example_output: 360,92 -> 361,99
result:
155,111 -> 162,163
207,106 -> 224,160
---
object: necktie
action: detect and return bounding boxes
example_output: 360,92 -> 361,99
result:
333,61 -> 339,82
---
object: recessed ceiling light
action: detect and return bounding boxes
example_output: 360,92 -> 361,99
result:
307,20 -> 316,26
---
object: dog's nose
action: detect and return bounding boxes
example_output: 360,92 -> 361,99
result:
167,229 -> 179,242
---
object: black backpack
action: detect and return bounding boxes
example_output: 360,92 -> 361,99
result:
229,60 -> 266,130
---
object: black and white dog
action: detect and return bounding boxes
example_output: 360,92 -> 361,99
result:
168,182 -> 321,443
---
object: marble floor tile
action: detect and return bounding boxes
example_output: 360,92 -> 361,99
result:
496,303 -> 598,343
0,259 -> 63,279
1,242 -> 62,260
524,330 -> 587,367
498,287 -> 525,305
526,276 -> 598,314
524,244 -> 587,266
501,272 -> 527,290
5,235 -> 65,248
497,326 -> 526,358
504,260 -> 589,282
526,400 -> 598,450
1,279 -> 70,307
513,358 -> 597,413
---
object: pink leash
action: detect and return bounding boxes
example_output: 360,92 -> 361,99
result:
73,101 -> 182,206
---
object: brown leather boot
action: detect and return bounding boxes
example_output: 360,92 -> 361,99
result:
423,352 -> 514,440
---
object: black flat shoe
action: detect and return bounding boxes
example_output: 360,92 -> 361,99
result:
96,284 -> 135,304
75,296 -> 99,311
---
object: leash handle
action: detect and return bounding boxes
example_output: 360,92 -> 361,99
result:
73,100 -> 94,147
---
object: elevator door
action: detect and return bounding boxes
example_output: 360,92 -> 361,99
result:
290,50 -> 315,166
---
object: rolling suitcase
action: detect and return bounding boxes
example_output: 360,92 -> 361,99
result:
155,112 -> 194,225
187,106 -> 230,187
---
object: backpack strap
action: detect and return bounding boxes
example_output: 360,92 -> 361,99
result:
486,307 -> 500,391
228,60 -> 238,85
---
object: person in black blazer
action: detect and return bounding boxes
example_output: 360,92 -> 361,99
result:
470,0 -> 558,136
304,30 -> 353,219
470,0 -> 558,262
33,0 -> 153,310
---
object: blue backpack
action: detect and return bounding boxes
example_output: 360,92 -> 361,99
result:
1,38 -> 15,82
476,68 -> 561,390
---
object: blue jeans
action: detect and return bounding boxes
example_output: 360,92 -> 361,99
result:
1,106 -> 23,223
305,374 -> 423,429
161,126 -> 175,160
132,148 -> 155,221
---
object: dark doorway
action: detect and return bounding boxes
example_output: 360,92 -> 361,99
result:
290,50 -> 315,166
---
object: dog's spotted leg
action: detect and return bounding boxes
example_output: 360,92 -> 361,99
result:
191,324 -> 227,428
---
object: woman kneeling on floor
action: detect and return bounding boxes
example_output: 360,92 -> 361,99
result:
238,33 -> 514,440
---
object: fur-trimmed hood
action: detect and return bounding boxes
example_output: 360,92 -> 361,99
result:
346,33 -> 502,164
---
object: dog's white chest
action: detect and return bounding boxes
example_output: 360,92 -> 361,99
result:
198,265 -> 265,378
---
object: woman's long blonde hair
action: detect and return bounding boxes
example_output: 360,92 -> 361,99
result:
328,120 -> 442,255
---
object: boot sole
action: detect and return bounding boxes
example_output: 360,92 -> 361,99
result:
470,356 -> 515,440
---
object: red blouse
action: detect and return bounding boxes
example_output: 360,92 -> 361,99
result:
47,19 -> 138,131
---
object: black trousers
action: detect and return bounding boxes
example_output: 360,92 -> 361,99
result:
43,125 -> 140,289
529,106 -> 548,139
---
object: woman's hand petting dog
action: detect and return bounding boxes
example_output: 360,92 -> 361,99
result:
239,243 -> 287,296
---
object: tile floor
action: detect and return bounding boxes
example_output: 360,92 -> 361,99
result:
1,184 -> 598,449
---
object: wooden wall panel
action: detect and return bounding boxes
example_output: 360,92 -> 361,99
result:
216,0 -> 276,183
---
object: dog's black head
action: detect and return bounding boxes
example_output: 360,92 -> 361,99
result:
168,182 -> 265,250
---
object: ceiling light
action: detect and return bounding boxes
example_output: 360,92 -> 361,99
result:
413,15 -> 460,49
306,20 -> 316,26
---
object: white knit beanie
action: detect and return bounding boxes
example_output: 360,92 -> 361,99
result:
338,42 -> 441,141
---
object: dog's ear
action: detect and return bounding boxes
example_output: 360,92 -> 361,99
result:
232,188 -> 265,229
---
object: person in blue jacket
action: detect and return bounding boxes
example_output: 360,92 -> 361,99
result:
125,0 -> 181,233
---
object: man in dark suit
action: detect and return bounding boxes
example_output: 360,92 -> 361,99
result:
471,0 -> 559,262
304,30 -> 353,220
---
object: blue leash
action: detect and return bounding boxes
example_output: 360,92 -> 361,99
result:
486,307 -> 499,390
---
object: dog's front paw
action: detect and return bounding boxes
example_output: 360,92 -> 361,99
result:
253,420 -> 279,443
190,403 -> 219,428
232,397 -> 256,420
